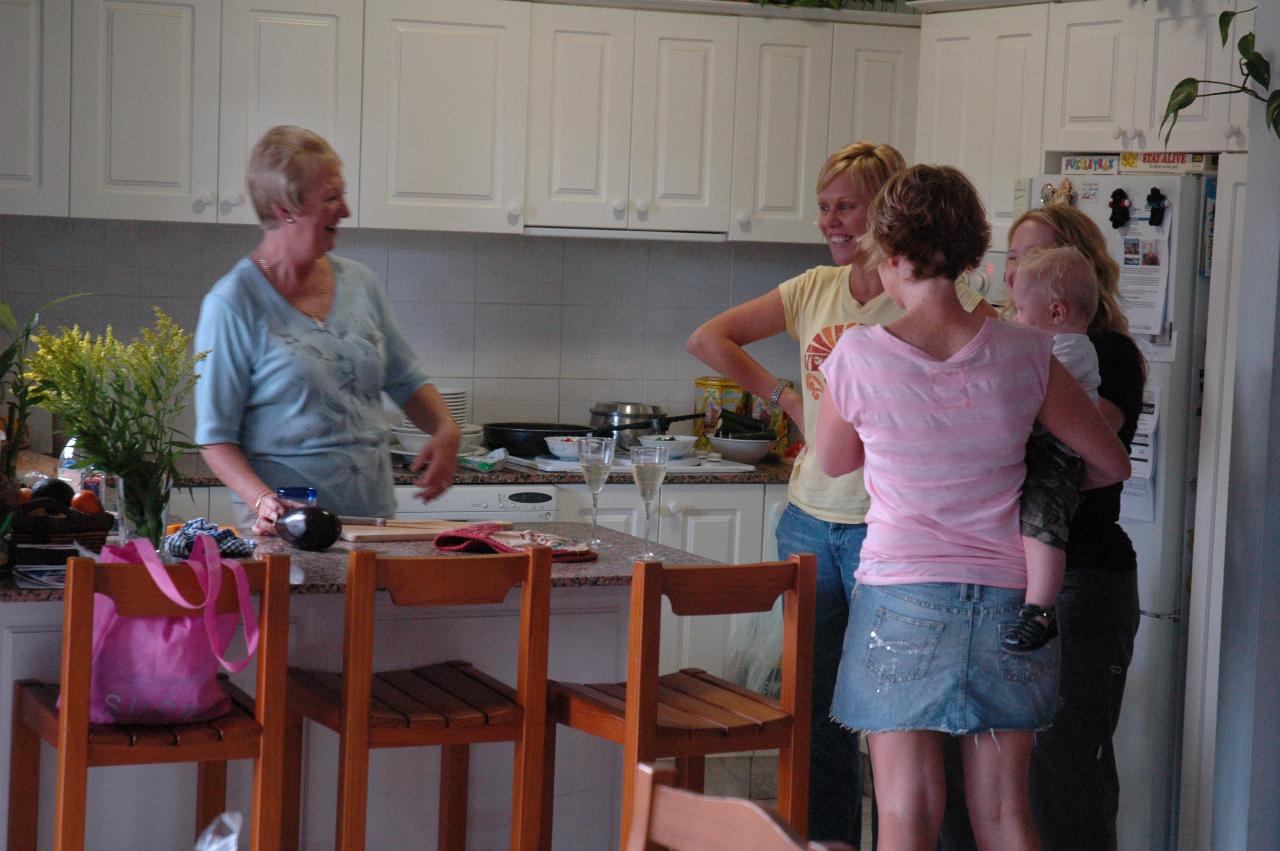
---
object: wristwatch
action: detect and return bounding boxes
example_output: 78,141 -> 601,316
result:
768,379 -> 794,410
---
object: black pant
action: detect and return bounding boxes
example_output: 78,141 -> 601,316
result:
938,569 -> 1140,851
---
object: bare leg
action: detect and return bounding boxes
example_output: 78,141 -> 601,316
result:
962,731 -> 1041,851
1021,538 -> 1065,609
867,730 -> 946,851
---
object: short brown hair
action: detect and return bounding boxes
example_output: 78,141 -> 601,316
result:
817,141 -> 907,200
247,126 -> 342,229
862,165 -> 990,281
1009,205 -> 1125,334
1016,245 -> 1099,325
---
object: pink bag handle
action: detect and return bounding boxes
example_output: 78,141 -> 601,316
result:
100,535 -> 260,673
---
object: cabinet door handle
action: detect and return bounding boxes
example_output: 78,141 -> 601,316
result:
507,203 -> 523,220
635,198 -> 649,215
664,502 -> 684,517
196,192 -> 215,207
1112,124 -> 1127,141
1224,123 -> 1242,140
223,191 -> 245,207
736,211 -> 751,227
612,198 -> 627,214
1130,128 -> 1144,145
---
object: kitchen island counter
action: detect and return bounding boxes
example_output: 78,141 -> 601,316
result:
0,523 -> 717,602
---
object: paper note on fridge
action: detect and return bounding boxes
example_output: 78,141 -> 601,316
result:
1118,213 -> 1172,336
1129,389 -> 1159,480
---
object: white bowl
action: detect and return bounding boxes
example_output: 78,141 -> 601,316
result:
544,436 -> 582,460
637,434 -> 698,459
707,435 -> 774,463
391,428 -> 432,454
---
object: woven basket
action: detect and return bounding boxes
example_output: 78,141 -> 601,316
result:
12,498 -> 115,552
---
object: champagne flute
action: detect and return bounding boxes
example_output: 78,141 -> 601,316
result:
577,436 -> 615,549
630,445 -> 669,560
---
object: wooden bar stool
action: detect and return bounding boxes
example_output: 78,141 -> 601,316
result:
281,546 -> 552,851
541,554 -> 816,849
7,553 -> 291,851
627,762 -> 853,851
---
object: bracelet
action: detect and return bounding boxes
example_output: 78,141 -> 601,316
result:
768,379 -> 794,410
252,489 -> 274,513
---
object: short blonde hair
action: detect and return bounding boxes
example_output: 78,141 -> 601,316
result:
816,141 -> 907,200
1015,245 -> 1099,325
1009,205 -> 1125,334
247,126 -> 342,229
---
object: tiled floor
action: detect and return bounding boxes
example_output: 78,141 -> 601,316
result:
664,751 -> 875,849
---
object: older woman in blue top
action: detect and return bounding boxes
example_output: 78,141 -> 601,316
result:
195,125 -> 461,534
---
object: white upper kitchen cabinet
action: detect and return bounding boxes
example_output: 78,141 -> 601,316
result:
526,7 -> 736,233
526,5 -> 636,230
730,17 -> 832,243
1044,0 -> 1238,153
916,4 -> 1046,249
218,0 -> 364,225
359,0 -> 529,232
0,0 -> 71,216
828,23 -> 919,165
629,11 -> 737,232
70,0 -> 221,221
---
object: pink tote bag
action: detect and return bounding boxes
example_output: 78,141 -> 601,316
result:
79,534 -> 260,724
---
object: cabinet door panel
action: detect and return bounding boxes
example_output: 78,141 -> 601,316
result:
219,0 -> 362,224
360,0 -> 528,232
730,18 -> 831,243
71,0 -> 220,221
526,5 -> 634,229
829,24 -> 918,164
917,6 -> 1044,248
0,0 -> 70,216
1133,0 -> 1235,152
630,11 -> 736,232
1043,0 -> 1138,151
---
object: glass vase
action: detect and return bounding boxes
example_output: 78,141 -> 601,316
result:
114,473 -> 171,549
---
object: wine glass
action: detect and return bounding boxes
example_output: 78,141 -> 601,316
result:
629,445 -> 669,560
577,436 -> 615,549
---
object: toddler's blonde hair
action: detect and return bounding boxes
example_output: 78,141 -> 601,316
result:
1015,245 -> 1099,326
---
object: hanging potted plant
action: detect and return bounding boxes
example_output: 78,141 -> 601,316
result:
26,308 -> 207,548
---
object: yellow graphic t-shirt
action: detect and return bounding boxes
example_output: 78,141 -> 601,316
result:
779,265 -> 986,524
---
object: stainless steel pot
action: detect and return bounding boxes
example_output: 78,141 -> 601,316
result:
588,402 -> 702,450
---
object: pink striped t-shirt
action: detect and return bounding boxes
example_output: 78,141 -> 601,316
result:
819,318 -> 1052,588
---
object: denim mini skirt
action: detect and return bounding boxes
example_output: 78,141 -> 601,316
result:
831,582 -> 1060,735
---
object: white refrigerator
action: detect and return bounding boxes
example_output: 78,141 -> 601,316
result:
1003,173 -> 1210,850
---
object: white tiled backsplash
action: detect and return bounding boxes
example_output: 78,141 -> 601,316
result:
0,216 -> 821,453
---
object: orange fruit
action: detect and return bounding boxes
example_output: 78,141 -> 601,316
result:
18,487 -> 32,504
71,489 -> 104,514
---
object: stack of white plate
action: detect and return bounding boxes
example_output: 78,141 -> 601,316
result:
438,386 -> 470,425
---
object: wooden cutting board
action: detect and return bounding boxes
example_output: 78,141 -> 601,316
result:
339,519 -> 509,542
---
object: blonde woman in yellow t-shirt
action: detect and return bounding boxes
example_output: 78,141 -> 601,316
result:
687,141 -> 993,844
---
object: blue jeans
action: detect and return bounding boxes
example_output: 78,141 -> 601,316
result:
774,503 -> 867,845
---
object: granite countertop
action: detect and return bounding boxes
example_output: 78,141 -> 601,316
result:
172,453 -> 794,487
0,523 -> 718,602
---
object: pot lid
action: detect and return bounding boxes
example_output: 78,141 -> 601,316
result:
589,401 -> 666,417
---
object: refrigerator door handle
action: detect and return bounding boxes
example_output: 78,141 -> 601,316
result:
1139,608 -> 1181,622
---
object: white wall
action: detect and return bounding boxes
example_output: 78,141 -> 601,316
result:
0,216 -> 818,452
1212,1 -> 1280,846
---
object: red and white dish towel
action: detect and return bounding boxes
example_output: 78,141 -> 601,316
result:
433,523 -> 597,562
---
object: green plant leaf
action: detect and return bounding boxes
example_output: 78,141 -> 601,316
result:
1244,50 -> 1271,90
1240,32 -> 1256,59
1161,77 -> 1200,144
0,304 -> 17,339
1220,10 -> 1237,46
1267,89 -> 1280,136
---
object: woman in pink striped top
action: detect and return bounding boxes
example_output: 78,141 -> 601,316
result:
815,165 -> 1131,851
